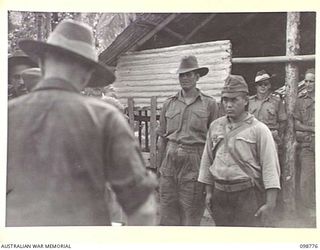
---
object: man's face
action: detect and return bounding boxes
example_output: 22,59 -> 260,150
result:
222,93 -> 248,121
305,73 -> 315,93
256,79 -> 272,95
9,64 -> 30,96
179,70 -> 199,92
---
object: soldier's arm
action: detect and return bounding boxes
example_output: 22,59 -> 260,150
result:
198,127 -> 216,208
207,98 -> 220,125
277,96 -> 287,140
127,193 -> 157,226
156,102 -> 168,168
198,127 -> 215,185
106,111 -> 157,225
157,136 -> 168,168
255,123 -> 281,225
255,188 -> 278,225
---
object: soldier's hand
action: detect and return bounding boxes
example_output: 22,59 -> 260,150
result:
205,192 -> 213,209
254,203 -> 275,226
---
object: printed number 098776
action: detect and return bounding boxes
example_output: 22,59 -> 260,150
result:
300,244 -> 318,248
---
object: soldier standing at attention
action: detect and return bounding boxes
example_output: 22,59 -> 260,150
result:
294,68 -> 315,227
157,55 -> 219,226
248,70 -> 287,151
198,75 -> 281,227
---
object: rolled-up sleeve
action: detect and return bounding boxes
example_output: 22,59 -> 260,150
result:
258,124 -> 281,190
207,99 -> 219,127
156,101 -> 168,138
104,112 -> 157,215
198,129 -> 215,185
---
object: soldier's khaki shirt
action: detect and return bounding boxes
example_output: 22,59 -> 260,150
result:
248,93 -> 287,131
157,89 -> 219,145
294,93 -> 315,127
7,78 -> 157,226
198,113 -> 281,190
294,92 -> 315,144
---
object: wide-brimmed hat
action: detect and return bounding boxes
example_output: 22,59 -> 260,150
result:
254,70 -> 275,84
222,75 -> 249,98
21,67 -> 42,91
19,19 -> 115,87
8,50 -> 38,71
176,55 -> 209,77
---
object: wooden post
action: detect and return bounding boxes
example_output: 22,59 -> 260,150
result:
127,97 -> 135,131
232,55 -> 314,64
144,110 -> 149,151
44,12 -> 52,39
149,97 -> 157,169
36,13 -> 43,41
138,110 -> 142,146
282,12 -> 300,220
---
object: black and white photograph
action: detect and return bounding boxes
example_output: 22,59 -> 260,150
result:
1,0 -> 319,248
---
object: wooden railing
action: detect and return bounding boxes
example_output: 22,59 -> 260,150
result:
125,97 -> 160,170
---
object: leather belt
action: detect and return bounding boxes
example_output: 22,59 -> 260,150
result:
215,179 -> 254,192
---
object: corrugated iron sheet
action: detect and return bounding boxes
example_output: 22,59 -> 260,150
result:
113,40 -> 232,108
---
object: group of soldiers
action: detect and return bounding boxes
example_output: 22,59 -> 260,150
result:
7,19 -> 315,227
156,56 -> 315,227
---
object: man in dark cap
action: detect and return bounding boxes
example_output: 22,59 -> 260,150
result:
7,19 -> 157,226
198,75 -> 281,227
8,50 -> 38,99
157,55 -> 219,226
294,68 -> 315,227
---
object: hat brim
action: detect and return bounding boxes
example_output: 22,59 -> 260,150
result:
254,74 -> 276,84
177,67 -> 209,77
19,40 -> 115,87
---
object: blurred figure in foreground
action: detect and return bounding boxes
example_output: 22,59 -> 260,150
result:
7,19 -> 157,226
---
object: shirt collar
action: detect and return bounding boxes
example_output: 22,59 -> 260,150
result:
227,112 -> 254,125
33,77 -> 79,93
252,92 -> 272,101
176,88 -> 202,101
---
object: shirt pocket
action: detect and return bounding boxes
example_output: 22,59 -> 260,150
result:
190,109 -> 209,133
234,136 -> 256,162
165,110 -> 181,134
211,135 -> 224,154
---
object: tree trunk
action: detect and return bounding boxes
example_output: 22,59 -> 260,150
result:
36,13 -> 43,41
44,12 -> 52,39
282,12 -> 300,222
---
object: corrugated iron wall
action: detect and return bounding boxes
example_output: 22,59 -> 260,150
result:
113,40 -> 232,108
